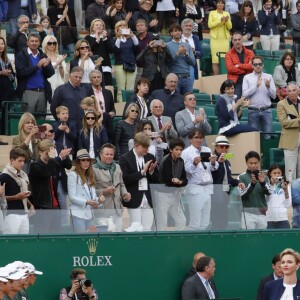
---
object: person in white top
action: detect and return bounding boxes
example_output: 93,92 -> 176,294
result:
181,128 -> 218,230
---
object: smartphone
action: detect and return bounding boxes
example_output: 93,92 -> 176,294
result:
150,132 -> 161,138
29,23 -> 36,29
153,40 -> 162,46
200,152 -> 211,163
121,28 -> 130,35
251,170 -> 260,180
35,125 -> 47,139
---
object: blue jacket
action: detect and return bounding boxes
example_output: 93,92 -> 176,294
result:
215,95 -> 236,130
192,35 -> 202,80
258,9 -> 281,35
7,0 -> 37,18
263,278 -> 300,300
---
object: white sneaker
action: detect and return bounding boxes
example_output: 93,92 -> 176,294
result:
124,222 -> 144,232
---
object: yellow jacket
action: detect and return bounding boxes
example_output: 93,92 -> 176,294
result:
208,10 -> 232,40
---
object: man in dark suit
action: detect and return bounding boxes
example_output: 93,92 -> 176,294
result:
119,132 -> 159,231
256,254 -> 283,300
182,256 -> 218,300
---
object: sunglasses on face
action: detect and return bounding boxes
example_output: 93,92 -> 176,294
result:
48,129 -> 54,133
47,42 -> 57,46
86,117 -> 95,120
253,63 -> 263,67
218,145 -> 229,149
80,46 -> 90,50
131,110 -> 138,113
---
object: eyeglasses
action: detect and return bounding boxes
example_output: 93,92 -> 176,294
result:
153,106 -> 162,108
218,145 -> 229,149
80,46 -> 90,50
47,42 -> 57,46
19,21 -> 29,24
253,63 -> 263,67
86,117 -> 95,120
187,97 -> 196,101
131,110 -> 139,113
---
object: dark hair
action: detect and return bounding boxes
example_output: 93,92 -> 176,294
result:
169,23 -> 182,34
220,79 -> 235,94
196,256 -> 213,272
0,37 -> 8,64
238,1 -> 255,21
297,0 -> 300,5
262,0 -> 270,4
135,78 -> 151,94
216,0 -> 225,4
280,51 -> 296,69
267,164 -> 284,179
169,138 -> 185,150
55,0 -> 67,8
188,128 -> 205,140
252,55 -> 263,64
135,119 -> 154,135
9,148 -> 28,160
183,92 -> 194,101
70,268 -> 86,280
99,143 -> 116,155
245,150 -> 260,162
272,254 -> 281,265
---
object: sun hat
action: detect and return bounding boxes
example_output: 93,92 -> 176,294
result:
75,149 -> 96,164
212,135 -> 233,146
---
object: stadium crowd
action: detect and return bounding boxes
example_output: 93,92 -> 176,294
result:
1,0 -> 300,234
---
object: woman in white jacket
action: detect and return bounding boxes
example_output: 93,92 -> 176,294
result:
68,149 -> 104,233
266,164 -> 291,229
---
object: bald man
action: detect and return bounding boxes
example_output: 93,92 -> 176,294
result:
183,252 -> 206,283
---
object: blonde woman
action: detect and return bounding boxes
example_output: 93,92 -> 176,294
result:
208,0 -> 232,75
78,109 -> 108,159
12,113 -> 40,173
113,20 -> 139,102
42,35 -> 67,94
85,18 -> 114,93
70,39 -> 102,84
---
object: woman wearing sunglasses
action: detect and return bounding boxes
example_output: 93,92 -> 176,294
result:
42,35 -> 67,96
215,79 -> 257,136
70,39 -> 102,84
78,109 -> 108,159
114,103 -> 140,160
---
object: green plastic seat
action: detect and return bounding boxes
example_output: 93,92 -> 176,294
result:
217,52 -> 227,75
269,148 -> 285,167
254,49 -> 272,57
121,90 -> 134,103
272,50 -> 288,57
263,59 -> 280,74
272,121 -> 282,132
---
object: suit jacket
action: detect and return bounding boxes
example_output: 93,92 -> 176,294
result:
263,278 -> 300,300
256,273 -> 275,300
147,115 -> 178,144
181,273 -> 218,300
208,10 -> 232,40
277,97 -> 300,150
175,108 -> 212,148
119,150 -> 159,208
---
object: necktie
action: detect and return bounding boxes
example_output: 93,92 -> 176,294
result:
205,281 -> 214,299
157,117 -> 163,130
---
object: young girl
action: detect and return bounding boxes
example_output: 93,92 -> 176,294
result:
266,164 -> 291,229
78,109 -> 108,159
40,16 -> 54,36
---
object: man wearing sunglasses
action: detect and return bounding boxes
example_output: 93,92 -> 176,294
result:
242,55 -> 276,139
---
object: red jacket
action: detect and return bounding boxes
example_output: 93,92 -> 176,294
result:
225,46 -> 254,83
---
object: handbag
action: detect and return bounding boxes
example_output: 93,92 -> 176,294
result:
123,61 -> 136,73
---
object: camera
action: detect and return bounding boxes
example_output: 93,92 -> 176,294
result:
276,176 -> 284,184
79,279 -> 92,288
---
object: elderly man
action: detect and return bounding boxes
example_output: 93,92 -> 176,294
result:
225,31 -> 254,99
242,55 -> 276,139
93,143 -> 131,232
147,99 -> 178,144
149,73 -> 184,127
182,256 -> 219,300
15,32 -> 54,117
277,82 -> 300,180
51,66 -> 90,133
175,92 -> 211,148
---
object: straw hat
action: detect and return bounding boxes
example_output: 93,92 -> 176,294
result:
212,135 -> 233,146
74,149 -> 96,164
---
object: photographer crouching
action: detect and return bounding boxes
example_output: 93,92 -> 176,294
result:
59,268 -> 98,300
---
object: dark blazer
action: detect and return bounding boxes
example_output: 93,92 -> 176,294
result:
231,14 -> 258,40
15,49 -> 55,103
7,0 -> 37,18
263,278 -> 300,300
256,273 -> 274,300
181,273 -> 218,300
119,150 -> 159,208
258,9 -> 281,35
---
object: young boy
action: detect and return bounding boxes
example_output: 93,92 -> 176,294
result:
238,151 -> 272,230
156,138 -> 187,231
52,106 -> 76,154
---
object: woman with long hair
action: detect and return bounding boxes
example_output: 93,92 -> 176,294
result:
12,113 -> 40,173
106,0 -> 132,30
47,0 -> 77,55
42,35 -> 67,95
85,18 -> 114,93
78,109 -> 108,159
113,20 -> 139,102
0,36 -> 15,134
231,1 -> 258,49
70,39 -> 102,84
68,149 -> 105,233
208,0 -> 232,75
273,52 -> 300,100
264,248 -> 300,299
114,102 -> 140,159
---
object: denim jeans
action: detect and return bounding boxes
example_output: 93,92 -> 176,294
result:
177,76 -> 194,95
247,109 -> 272,139
234,83 -> 243,100
72,216 -> 94,233
267,220 -> 290,229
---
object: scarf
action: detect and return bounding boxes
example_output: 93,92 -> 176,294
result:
2,164 -> 29,212
283,66 -> 296,84
94,157 -> 117,184
186,4 -> 199,32
221,93 -> 239,125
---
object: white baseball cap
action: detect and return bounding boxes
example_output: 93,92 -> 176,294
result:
0,267 -> 9,282
23,263 -> 43,275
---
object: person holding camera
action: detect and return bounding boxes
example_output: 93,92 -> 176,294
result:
266,164 -> 291,229
59,268 -> 98,300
